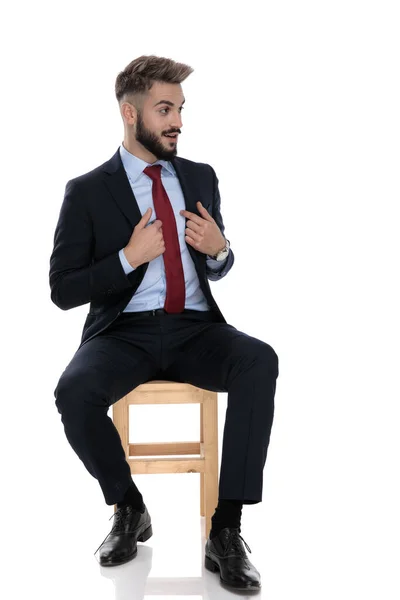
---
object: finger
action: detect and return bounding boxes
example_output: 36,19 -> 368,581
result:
197,202 -> 213,221
185,234 -> 200,247
180,209 -> 196,219
180,210 -> 204,225
185,219 -> 203,233
185,228 -> 201,242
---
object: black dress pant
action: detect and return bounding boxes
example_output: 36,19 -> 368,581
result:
54,310 -> 279,506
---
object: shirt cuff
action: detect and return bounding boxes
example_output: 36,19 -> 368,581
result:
206,254 -> 228,270
119,248 -> 135,274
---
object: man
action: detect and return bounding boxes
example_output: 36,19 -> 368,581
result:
50,55 -> 279,591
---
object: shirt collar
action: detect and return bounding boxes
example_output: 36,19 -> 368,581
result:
119,142 -> 176,184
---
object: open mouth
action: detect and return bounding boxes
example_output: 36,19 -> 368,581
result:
164,134 -> 178,141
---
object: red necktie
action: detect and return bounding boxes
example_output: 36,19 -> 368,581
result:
143,165 -> 185,313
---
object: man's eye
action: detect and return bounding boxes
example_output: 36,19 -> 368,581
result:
160,107 -> 184,114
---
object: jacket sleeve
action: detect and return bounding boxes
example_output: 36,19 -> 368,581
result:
49,179 -> 139,310
206,165 -> 234,281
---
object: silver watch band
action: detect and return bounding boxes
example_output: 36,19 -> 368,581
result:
212,239 -> 229,259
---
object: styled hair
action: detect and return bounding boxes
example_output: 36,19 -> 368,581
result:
115,55 -> 194,113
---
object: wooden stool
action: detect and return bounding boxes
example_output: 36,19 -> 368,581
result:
112,380 -> 219,536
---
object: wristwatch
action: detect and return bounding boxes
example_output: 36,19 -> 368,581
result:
211,238 -> 230,261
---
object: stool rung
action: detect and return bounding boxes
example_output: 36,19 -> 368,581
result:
129,441 -> 201,456
128,457 -> 205,474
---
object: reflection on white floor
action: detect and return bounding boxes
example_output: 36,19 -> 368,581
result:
97,536 -> 247,600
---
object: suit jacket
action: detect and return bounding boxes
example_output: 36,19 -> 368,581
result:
49,147 -> 235,349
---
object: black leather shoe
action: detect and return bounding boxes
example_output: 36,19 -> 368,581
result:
205,527 -> 261,590
94,504 -> 153,567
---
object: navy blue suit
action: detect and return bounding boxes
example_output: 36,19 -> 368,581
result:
50,147 -> 278,506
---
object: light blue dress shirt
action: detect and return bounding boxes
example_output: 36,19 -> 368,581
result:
117,143 -> 227,312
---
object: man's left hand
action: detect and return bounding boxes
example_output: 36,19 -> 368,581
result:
180,202 -> 226,256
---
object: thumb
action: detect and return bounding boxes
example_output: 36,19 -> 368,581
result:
197,201 -> 212,219
137,207 -> 152,228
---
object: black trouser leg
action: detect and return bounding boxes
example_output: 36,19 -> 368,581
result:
162,320 -> 279,503
54,332 -> 159,505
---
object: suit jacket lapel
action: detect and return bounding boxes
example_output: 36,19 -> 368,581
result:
102,147 -> 202,263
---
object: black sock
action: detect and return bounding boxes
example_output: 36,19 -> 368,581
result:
210,499 -> 243,538
117,481 -> 145,512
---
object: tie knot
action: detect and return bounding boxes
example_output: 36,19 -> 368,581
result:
143,165 -> 162,181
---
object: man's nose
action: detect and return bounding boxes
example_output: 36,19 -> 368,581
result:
171,114 -> 183,130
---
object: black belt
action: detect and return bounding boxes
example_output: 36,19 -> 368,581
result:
120,308 -> 209,318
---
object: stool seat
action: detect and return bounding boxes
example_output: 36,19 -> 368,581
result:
112,380 -> 219,535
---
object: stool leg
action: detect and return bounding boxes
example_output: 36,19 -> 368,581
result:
112,394 -> 130,513
200,403 -> 205,518
202,391 -> 218,537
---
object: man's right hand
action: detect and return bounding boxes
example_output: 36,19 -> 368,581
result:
123,207 -> 165,268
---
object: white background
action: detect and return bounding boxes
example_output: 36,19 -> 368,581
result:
1,1 -> 399,598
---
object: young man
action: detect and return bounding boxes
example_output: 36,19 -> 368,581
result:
50,55 -> 279,591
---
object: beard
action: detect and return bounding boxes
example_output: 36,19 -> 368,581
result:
135,111 -> 178,161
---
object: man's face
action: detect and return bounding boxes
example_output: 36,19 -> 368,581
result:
131,81 -> 185,162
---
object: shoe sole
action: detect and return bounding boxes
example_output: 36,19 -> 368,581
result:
100,524 -> 153,567
204,555 -> 261,591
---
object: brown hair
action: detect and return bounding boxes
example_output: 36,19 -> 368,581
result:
115,55 -> 194,113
